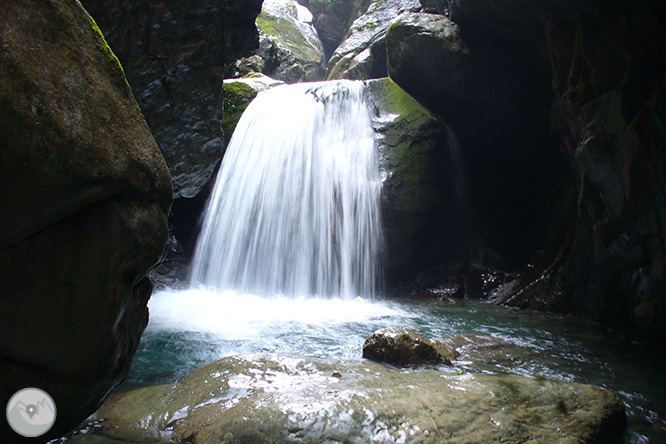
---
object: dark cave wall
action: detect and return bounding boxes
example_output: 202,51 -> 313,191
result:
387,0 -> 666,339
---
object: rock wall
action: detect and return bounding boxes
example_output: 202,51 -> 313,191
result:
0,0 -> 171,440
386,0 -> 666,338
82,0 -> 262,200
229,0 -> 326,83
82,0 -> 263,256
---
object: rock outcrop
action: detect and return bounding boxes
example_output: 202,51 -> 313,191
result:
367,78 -> 466,279
229,0 -> 326,83
326,0 -> 422,80
304,0 -> 372,59
79,354 -> 626,443
0,0 -> 171,441
222,74 -> 285,141
82,0 -> 263,257
386,11 -> 565,272
82,0 -> 262,201
363,327 -> 457,366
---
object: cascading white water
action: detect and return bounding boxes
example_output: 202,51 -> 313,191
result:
190,80 -> 384,298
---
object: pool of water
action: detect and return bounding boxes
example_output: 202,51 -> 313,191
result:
79,288 -> 666,443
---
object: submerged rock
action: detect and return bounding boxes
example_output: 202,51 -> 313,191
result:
231,0 -> 326,83
0,0 -> 171,440
85,354 -> 626,443
363,327 -> 457,366
326,0 -> 422,80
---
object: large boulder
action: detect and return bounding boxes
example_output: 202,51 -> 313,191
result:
78,354 -> 626,443
0,0 -> 171,441
81,0 -> 263,200
230,0 -> 326,83
326,0 -> 422,80
386,9 -> 566,272
367,78 -> 466,280
82,0 -> 263,259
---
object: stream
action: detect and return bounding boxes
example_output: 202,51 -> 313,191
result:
104,287 -> 666,444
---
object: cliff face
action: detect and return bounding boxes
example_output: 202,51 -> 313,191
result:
81,0 -> 263,253
81,0 -> 262,200
0,0 -> 171,440
535,3 -> 666,339
387,0 -> 666,338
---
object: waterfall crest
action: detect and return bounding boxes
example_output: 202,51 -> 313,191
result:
190,80 -> 384,298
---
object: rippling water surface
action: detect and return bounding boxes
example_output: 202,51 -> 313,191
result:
117,288 -> 666,443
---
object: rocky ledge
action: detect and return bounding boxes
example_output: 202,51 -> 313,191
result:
74,354 -> 625,443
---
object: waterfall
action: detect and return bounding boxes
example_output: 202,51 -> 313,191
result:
190,80 -> 384,299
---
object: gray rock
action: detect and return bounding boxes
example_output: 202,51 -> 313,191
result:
84,354 -> 626,444
420,0 -> 449,13
308,0 -> 372,58
386,12 -> 472,105
363,327 -> 456,366
0,0 -> 171,440
231,0 -> 326,83
81,0 -> 263,200
326,0 -> 422,80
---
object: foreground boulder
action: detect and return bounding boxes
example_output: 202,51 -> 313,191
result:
0,0 -> 171,440
363,327 -> 457,366
79,354 -> 626,443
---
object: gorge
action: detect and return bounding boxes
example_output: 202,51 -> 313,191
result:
1,0 -> 665,443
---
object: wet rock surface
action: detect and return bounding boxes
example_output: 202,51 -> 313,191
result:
81,0 -> 263,200
367,78 -> 467,280
0,0 -> 171,440
80,354 -> 626,444
363,327 -> 456,366
326,0 -> 422,80
230,0 -> 326,83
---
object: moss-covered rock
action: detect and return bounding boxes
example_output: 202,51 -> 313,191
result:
325,0 -> 422,80
222,75 -> 284,142
230,0 -> 326,83
366,78 -> 464,279
82,354 -> 626,443
0,0 -> 171,440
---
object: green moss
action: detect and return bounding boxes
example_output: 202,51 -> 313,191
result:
89,16 -> 142,113
90,17 -> 126,85
222,82 -> 261,143
256,12 -> 312,56
243,72 -> 266,79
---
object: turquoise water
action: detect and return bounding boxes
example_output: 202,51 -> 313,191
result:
111,288 -> 666,443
